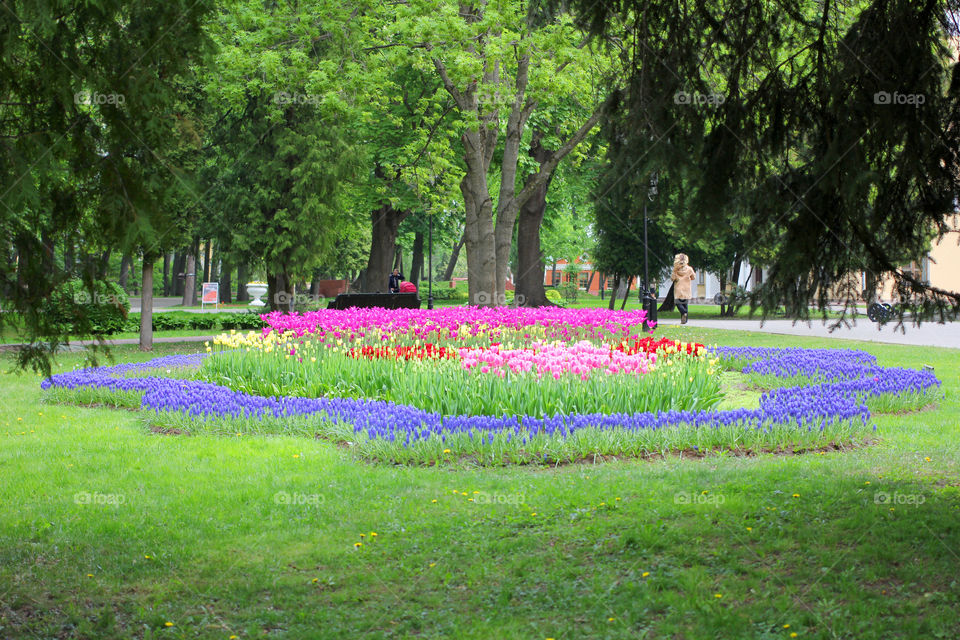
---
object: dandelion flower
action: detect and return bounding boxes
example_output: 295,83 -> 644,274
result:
641,572 -> 649,577
714,593 -> 722,599
164,622 -> 173,627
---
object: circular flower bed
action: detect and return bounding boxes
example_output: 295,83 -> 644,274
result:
41,309 -> 941,466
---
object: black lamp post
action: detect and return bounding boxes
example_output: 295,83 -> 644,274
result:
427,213 -> 434,310
642,172 -> 658,331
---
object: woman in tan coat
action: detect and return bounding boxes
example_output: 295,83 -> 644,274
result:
671,253 -> 696,324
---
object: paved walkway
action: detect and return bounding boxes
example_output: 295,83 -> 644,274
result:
657,317 -> 960,349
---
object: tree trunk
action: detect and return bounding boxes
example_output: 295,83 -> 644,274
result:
267,271 -> 292,312
219,261 -> 232,304
442,232 -> 466,281
139,257 -> 154,351
310,269 -> 322,299
63,241 -> 74,273
393,246 -> 403,274
620,277 -> 633,310
162,252 -> 171,296
608,274 -> 620,310
172,251 -> 185,296
118,253 -> 132,289
236,263 -> 249,301
515,131 -> 556,307
98,250 -> 112,279
182,252 -> 196,307
363,202 -> 409,292
410,231 -> 424,285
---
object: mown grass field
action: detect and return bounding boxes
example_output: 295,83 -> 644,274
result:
1,327 -> 958,639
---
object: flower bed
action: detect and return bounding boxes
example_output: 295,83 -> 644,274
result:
40,309 -> 942,466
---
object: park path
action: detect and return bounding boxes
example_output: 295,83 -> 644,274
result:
656,317 -> 960,349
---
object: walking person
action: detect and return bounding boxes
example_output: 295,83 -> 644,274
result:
388,268 -> 404,293
671,253 -> 696,324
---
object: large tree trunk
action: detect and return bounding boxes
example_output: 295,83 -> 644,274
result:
219,261 -> 232,304
442,231 -> 466,281
409,231 -> 424,285
515,131 -> 556,307
363,202 -> 409,292
620,277 -> 633,310
236,263 -> 249,301
140,257 -> 154,351
267,271 -> 292,312
182,252 -> 196,307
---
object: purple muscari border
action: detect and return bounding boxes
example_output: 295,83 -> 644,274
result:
40,348 -> 940,445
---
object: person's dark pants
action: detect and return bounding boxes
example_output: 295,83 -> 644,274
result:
676,299 -> 689,315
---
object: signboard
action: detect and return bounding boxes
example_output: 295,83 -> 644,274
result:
201,282 -> 219,309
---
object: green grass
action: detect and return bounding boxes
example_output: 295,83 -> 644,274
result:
1,330 -> 959,638
0,327 -> 220,345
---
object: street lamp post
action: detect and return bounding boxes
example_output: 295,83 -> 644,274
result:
427,213 -> 434,310
642,172 -> 658,332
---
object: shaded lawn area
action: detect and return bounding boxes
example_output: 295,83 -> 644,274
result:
0,329 -> 957,639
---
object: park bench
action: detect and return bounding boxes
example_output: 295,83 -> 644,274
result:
326,292 -> 422,310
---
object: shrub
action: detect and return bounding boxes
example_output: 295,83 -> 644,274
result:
44,279 -> 130,335
219,313 -> 265,330
430,281 -> 468,301
188,314 -> 219,330
545,288 -> 563,304
558,282 -> 578,304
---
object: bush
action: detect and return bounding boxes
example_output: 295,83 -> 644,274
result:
44,279 -> 130,335
219,313 -> 265,330
558,282 -> 578,304
545,288 -> 563,304
188,314 -> 219,330
430,281 -> 469,301
152,313 -> 191,331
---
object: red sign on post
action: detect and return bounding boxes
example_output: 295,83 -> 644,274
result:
201,282 -> 219,308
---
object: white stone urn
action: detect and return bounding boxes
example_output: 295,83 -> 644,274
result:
246,282 -> 268,307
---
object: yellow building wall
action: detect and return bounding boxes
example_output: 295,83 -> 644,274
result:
928,215 -> 960,293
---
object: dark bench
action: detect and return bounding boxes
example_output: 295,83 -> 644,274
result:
327,292 -> 421,310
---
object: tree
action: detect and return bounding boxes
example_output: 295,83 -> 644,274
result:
202,0 -> 363,311
553,0 -> 960,320
369,1 -> 612,305
0,0 -> 216,371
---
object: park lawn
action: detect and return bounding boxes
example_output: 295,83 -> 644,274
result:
0,329 -> 958,639
0,328 -> 218,345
